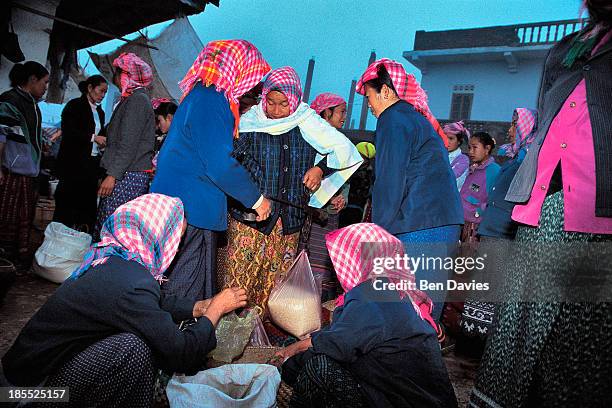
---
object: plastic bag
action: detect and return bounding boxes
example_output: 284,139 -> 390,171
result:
209,308 -> 257,363
167,364 -> 280,408
248,312 -> 271,347
32,222 -> 91,283
268,250 -> 321,338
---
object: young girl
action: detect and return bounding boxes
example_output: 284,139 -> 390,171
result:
444,121 -> 470,191
460,132 -> 500,244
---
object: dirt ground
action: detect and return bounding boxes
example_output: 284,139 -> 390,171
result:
0,273 -> 478,406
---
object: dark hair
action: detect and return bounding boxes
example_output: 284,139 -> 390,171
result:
457,131 -> 468,145
363,65 -> 398,95
471,131 -> 496,152
78,75 -> 107,95
154,101 -> 178,117
9,61 -> 49,87
319,104 -> 343,119
586,0 -> 612,25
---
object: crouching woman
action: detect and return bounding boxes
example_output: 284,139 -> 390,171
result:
276,223 -> 457,408
2,193 -> 247,408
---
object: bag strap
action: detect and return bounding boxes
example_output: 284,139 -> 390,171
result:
299,212 -> 313,254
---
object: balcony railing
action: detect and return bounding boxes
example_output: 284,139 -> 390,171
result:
515,19 -> 586,45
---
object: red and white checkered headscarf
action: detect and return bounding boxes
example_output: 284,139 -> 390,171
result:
112,52 -> 153,99
356,58 -> 448,146
325,223 -> 437,332
262,67 -> 303,115
310,93 -> 346,114
151,98 -> 172,110
70,194 -> 184,282
499,108 -> 538,158
179,40 -> 270,137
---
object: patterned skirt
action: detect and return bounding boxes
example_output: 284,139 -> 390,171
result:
94,172 -> 149,241
289,354 -> 367,408
470,191 -> 612,408
41,333 -> 155,408
220,217 -> 299,316
0,173 -> 38,263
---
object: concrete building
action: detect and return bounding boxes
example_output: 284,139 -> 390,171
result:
404,19 -> 585,139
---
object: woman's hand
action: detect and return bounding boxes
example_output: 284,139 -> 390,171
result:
330,194 -> 346,211
192,299 -> 212,317
98,175 -> 116,197
94,135 -> 107,147
203,287 -> 248,327
255,197 -> 272,222
303,167 -> 323,191
272,338 -> 313,365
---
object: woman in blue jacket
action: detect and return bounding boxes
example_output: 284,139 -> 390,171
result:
356,59 -> 463,321
151,40 -> 273,301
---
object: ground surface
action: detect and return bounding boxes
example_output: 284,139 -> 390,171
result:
0,273 -> 478,406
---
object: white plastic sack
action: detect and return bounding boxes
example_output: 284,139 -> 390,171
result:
167,364 -> 280,408
32,222 -> 91,283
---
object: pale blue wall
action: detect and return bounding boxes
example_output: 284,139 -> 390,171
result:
420,58 -> 544,122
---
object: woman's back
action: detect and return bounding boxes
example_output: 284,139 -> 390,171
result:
2,256 -> 215,386
311,280 -> 457,408
373,100 -> 463,235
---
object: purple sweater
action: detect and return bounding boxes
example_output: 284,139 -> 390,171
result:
460,157 -> 501,223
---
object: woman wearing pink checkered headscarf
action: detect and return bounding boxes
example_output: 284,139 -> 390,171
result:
3,193 -> 249,405
220,67 -> 361,314
151,40 -> 272,302
95,53 -> 157,241
275,223 -> 458,408
297,92 -> 350,299
444,121 -> 470,191
356,59 -> 464,322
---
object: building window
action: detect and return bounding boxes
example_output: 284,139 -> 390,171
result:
450,85 -> 474,121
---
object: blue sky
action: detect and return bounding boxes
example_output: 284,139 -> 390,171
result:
80,0 -> 582,129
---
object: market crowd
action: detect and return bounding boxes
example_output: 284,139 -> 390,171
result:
0,1 -> 610,406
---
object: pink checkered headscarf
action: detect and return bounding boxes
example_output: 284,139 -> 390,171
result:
70,194 -> 185,282
179,40 -> 270,105
325,223 -> 437,332
179,40 -> 270,137
443,121 -> 471,140
113,53 -> 153,99
151,98 -> 172,110
356,58 -> 447,146
310,93 -> 346,114
499,108 -> 537,158
262,67 -> 303,115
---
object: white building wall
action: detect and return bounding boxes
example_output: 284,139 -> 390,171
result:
420,58 -> 544,122
0,1 -> 59,92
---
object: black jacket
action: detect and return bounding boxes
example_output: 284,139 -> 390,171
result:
507,27 -> 612,217
1,257 -> 216,386
55,95 -> 105,179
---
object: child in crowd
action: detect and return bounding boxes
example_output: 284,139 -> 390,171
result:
444,121 -> 470,191
460,132 -> 500,245
152,99 -> 178,153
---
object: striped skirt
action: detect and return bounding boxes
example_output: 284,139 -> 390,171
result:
0,173 -> 38,263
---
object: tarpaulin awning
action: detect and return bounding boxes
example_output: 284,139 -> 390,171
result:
88,17 -> 204,101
